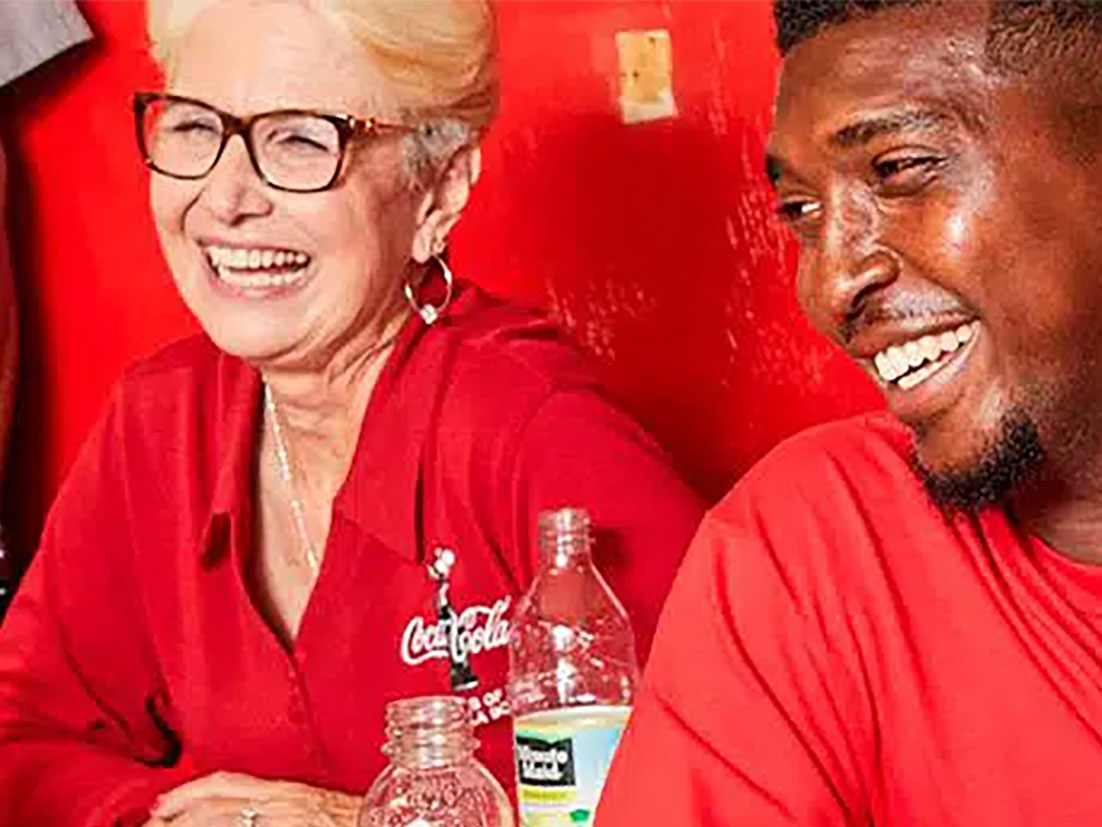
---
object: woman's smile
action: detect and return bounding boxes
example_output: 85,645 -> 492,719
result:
202,242 -> 313,297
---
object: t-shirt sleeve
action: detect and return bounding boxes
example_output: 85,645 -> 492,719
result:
0,390 -> 191,826
505,387 -> 705,662
595,503 -> 874,826
0,0 -> 92,88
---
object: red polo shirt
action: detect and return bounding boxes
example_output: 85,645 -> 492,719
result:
0,284 -> 703,827
597,413 -> 1102,826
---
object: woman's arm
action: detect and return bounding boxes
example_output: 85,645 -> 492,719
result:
0,394 -> 190,826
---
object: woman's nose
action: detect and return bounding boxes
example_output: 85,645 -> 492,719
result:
198,135 -> 273,224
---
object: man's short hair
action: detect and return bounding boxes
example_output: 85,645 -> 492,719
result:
774,0 -> 1102,80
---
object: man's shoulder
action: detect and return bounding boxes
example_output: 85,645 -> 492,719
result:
745,411 -> 914,492
698,412 -> 961,611
715,411 -> 936,540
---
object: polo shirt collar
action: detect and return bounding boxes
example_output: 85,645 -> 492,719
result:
198,289 -> 465,567
200,353 -> 261,566
333,303 -> 448,563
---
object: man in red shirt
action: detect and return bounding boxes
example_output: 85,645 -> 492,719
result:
597,2 -> 1102,824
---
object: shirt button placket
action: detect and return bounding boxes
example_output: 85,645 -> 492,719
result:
288,654 -> 325,764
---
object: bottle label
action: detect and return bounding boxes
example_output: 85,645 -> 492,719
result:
513,706 -> 630,827
516,734 -> 577,787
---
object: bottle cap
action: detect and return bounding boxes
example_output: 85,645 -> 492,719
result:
538,506 -> 590,536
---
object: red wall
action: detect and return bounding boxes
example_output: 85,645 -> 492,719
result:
1,0 -> 882,563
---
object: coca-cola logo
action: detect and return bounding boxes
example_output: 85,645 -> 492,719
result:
400,596 -> 511,667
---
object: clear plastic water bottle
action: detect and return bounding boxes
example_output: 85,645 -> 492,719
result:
508,507 -> 640,827
359,695 -> 515,827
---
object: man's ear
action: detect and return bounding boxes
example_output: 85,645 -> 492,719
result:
411,144 -> 482,264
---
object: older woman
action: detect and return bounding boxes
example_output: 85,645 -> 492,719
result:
0,1 -> 703,825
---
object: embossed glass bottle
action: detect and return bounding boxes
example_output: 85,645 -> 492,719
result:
359,695 -> 515,827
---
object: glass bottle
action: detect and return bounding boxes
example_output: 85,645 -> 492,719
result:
508,507 -> 639,827
359,695 -> 515,827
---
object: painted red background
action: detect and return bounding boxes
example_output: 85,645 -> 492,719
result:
0,0 -> 882,564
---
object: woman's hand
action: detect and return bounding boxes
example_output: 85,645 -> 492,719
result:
144,771 -> 362,826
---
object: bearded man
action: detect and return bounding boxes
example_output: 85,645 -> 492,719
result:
597,2 -> 1102,824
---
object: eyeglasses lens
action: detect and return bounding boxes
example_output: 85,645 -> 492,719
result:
252,113 -> 342,190
142,99 -> 344,191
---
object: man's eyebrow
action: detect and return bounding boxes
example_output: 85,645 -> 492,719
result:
831,108 -> 951,149
764,108 -> 952,186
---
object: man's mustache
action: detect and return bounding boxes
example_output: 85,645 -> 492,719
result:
838,298 -> 970,344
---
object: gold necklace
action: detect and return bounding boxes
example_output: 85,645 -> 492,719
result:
259,316 -> 407,579
263,384 -> 321,579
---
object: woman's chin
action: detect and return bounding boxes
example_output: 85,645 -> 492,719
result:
178,285 -> 301,362
201,320 -> 297,366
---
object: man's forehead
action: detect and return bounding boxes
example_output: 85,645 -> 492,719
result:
769,3 -> 990,153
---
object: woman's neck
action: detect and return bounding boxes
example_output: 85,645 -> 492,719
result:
260,308 -> 408,503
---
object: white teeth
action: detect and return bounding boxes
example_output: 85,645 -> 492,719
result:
874,351 -> 892,379
872,321 -> 979,386
203,245 -> 311,278
216,265 -> 306,289
887,345 -> 908,377
898,358 -> 942,391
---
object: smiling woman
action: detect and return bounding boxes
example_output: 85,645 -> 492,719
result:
0,2 -> 704,826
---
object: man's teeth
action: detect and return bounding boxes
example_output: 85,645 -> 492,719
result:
205,246 -> 310,288
873,322 -> 978,386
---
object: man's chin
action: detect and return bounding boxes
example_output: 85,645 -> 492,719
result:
911,413 -> 1045,513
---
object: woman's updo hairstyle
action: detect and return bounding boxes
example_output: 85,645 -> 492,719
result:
147,0 -> 498,178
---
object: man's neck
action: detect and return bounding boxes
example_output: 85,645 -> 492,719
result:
1011,473 -> 1102,565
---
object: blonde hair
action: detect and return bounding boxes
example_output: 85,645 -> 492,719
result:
148,0 -> 498,173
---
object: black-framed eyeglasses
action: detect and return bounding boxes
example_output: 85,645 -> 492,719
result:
133,92 -> 415,193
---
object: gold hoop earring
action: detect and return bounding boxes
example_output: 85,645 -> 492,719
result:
404,253 -> 454,325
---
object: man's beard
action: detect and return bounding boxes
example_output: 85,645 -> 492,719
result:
913,411 -> 1046,512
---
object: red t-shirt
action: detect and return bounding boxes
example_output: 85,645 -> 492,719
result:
0,284 -> 703,827
597,412 -> 1102,826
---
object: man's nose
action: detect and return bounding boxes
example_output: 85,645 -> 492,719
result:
801,194 -> 899,342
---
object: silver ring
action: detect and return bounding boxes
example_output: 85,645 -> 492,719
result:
239,807 -> 259,827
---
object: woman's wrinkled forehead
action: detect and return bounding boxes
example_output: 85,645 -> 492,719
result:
163,0 -> 397,118
150,0 -> 498,134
